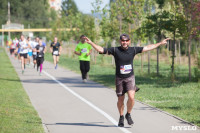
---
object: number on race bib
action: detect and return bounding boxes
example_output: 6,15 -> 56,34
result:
120,64 -> 132,74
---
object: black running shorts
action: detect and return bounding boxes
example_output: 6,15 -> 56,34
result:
20,53 -> 28,58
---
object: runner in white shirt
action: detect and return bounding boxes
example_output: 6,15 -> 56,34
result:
31,38 -> 39,68
19,35 -> 30,74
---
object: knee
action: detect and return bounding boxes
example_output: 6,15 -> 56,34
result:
128,95 -> 135,102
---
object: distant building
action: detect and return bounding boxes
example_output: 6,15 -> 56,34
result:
49,0 -> 62,11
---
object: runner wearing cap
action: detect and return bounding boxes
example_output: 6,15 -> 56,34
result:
84,34 -> 169,127
74,35 -> 92,83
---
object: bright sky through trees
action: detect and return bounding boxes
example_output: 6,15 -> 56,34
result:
73,0 -> 109,14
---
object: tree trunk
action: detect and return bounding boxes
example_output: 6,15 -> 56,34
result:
157,47 -> 159,75
148,51 -> 150,74
188,34 -> 192,81
140,40 -> 143,73
148,40 -> 151,74
157,35 -> 161,76
167,40 -> 169,57
171,31 -> 176,74
175,40 -> 177,64
148,39 -> 151,74
178,40 -> 181,64
196,39 -> 199,55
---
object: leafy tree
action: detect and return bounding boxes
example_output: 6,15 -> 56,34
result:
0,0 -> 50,28
137,0 -> 172,75
181,0 -> 200,80
164,0 -> 187,77
61,0 -> 79,17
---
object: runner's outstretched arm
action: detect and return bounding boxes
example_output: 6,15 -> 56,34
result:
142,38 -> 170,52
84,37 -> 104,53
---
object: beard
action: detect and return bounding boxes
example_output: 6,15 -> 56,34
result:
121,44 -> 129,49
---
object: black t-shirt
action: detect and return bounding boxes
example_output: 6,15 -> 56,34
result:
50,42 -> 61,52
36,45 -> 45,57
102,46 -> 143,78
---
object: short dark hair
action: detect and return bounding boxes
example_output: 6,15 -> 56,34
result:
80,35 -> 86,38
120,33 -> 130,40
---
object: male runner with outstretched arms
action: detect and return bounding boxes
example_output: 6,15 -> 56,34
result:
84,34 -> 169,127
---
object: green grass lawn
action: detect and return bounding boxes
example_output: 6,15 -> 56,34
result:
45,52 -> 200,127
0,47 -> 44,133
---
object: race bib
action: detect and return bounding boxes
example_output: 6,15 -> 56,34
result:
81,48 -> 87,53
39,47 -> 43,52
120,64 -> 132,74
53,51 -> 58,55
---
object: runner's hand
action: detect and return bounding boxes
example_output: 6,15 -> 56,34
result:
160,38 -> 170,45
84,37 -> 92,44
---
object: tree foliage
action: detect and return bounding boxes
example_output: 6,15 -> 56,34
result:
61,0 -> 79,17
0,0 -> 50,28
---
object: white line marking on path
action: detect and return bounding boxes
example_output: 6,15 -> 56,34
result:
42,70 -> 131,133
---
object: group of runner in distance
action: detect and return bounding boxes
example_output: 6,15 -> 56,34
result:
7,35 -> 62,75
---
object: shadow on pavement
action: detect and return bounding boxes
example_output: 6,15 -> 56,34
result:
46,122 -> 117,127
20,77 -> 106,89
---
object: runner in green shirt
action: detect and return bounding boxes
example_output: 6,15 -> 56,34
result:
74,35 -> 92,82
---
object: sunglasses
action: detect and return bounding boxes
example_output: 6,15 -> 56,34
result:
121,39 -> 130,42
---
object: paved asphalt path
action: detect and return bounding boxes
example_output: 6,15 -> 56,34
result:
8,54 -> 199,133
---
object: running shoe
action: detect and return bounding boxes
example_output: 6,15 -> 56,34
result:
55,64 -> 58,69
83,79 -> 87,83
39,72 -> 42,76
118,116 -> 124,127
125,113 -> 134,125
